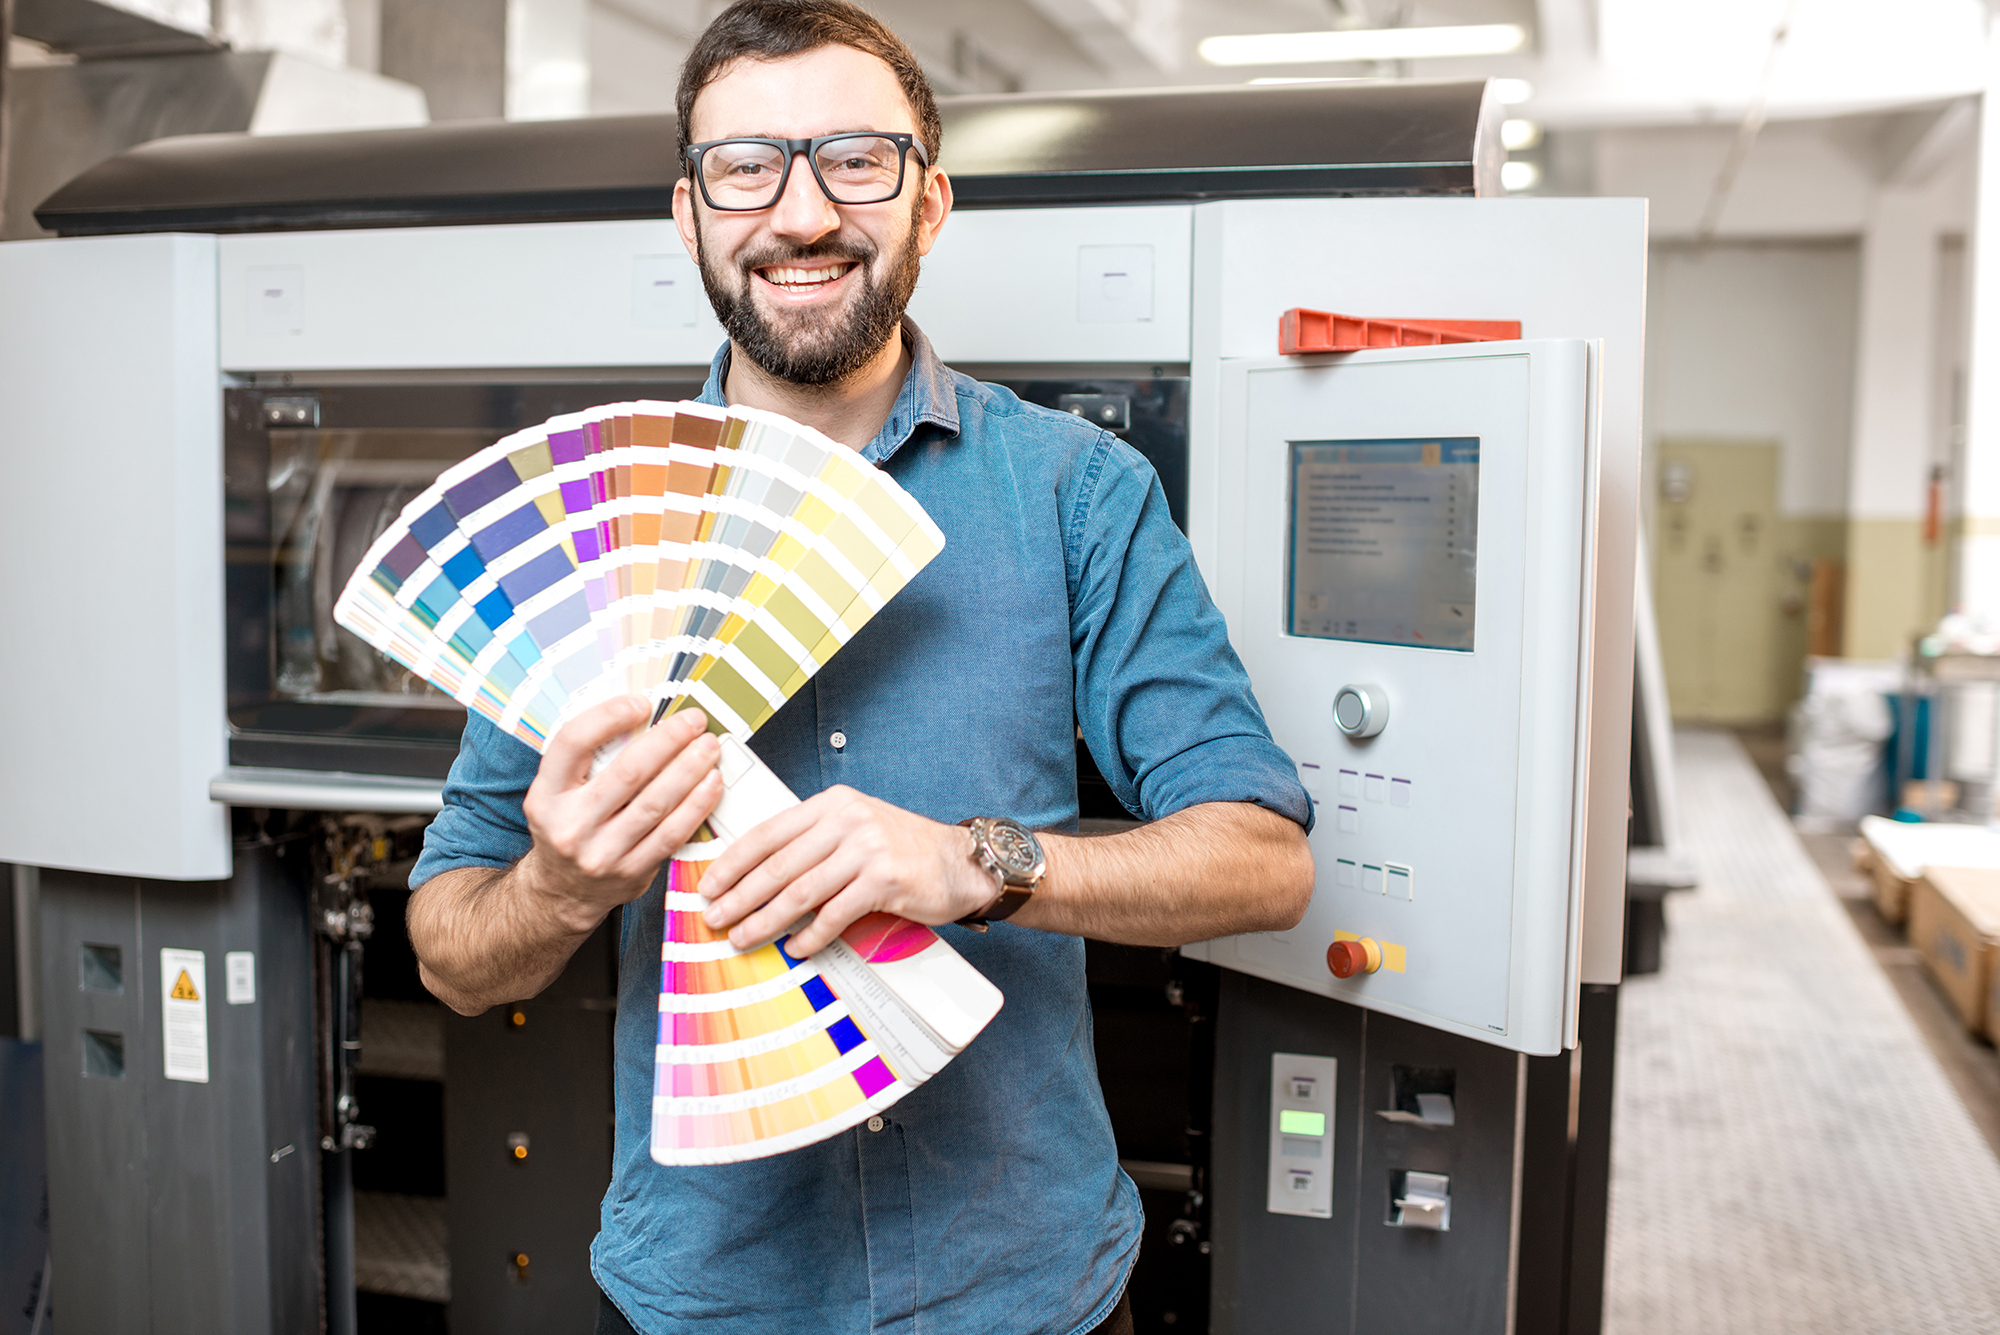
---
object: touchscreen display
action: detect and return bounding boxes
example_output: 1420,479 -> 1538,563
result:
1286,437 -> 1479,651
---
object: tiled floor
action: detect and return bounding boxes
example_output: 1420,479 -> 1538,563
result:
1603,729 -> 2000,1335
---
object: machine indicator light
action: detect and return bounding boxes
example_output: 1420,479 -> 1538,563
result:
1279,1110 -> 1326,1137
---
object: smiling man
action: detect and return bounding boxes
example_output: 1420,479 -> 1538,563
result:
406,3 -> 1315,1333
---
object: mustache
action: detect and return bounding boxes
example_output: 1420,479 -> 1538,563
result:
734,239 -> 877,272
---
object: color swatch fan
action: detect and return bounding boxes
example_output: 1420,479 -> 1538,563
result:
333,399 -> 947,752
334,399 -> 1004,1165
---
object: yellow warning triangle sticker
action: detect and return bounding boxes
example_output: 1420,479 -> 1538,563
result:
170,969 -> 200,1002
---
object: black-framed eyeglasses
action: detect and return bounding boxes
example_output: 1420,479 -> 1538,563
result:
684,133 -> 930,211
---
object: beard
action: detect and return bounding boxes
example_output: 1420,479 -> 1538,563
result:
695,201 -> 923,388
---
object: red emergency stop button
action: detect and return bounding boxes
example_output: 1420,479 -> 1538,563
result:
1327,938 -> 1384,978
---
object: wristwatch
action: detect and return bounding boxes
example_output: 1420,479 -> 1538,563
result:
954,816 -> 1047,930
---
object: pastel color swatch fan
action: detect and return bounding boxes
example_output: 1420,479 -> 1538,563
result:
335,400 -> 1003,1164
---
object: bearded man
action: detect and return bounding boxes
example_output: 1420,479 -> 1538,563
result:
407,3 -> 1315,1332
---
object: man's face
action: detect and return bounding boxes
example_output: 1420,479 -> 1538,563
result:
673,45 -> 950,387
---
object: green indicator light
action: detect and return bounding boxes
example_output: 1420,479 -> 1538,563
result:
1279,1110 -> 1326,1137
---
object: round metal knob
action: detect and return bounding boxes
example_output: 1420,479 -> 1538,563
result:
1327,938 -> 1383,978
1333,684 -> 1388,738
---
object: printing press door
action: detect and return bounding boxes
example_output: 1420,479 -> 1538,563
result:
1187,341 -> 1598,1056
223,379 -> 702,778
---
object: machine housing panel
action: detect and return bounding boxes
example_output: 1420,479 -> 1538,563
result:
1187,342 -> 1595,1056
0,233 -> 230,880
1187,197 -> 1645,990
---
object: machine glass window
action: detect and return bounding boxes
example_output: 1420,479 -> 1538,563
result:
267,428 -> 495,708
1285,437 -> 1479,651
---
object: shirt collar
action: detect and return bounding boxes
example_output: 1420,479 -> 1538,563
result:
696,318 -> 960,465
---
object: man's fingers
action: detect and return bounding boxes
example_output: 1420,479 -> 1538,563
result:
700,788 -> 845,899
534,695 -> 650,794
702,812 -> 848,930
567,707 -> 712,828
778,882 -> 880,957
730,857 -> 865,951
624,768 -> 727,872
598,734 -> 723,861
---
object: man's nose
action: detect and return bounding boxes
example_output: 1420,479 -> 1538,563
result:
768,153 -> 841,244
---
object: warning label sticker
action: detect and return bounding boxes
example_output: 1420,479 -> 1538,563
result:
160,948 -> 209,1083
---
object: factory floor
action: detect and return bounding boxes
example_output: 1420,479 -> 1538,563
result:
1602,729 -> 2000,1334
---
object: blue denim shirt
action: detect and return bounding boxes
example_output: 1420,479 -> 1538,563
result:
414,323 -> 1312,1334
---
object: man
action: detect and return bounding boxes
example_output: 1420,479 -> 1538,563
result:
408,3 -> 1315,1331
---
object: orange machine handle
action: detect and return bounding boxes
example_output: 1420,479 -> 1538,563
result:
1279,308 -> 1521,356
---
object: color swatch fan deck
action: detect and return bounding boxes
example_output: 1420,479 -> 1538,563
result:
333,399 -> 1003,1164
334,399 -> 947,753
660,737 -> 1005,1163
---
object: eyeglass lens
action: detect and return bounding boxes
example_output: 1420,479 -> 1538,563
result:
700,136 -> 909,209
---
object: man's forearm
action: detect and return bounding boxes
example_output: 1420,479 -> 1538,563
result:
1017,801 -> 1314,947
408,861 -> 607,1016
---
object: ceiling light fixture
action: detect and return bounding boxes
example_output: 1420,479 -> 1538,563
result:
1199,23 -> 1528,67
1501,119 -> 1542,151
1500,160 -> 1540,192
1488,77 -> 1534,105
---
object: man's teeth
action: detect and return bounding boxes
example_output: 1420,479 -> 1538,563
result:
762,265 -> 849,288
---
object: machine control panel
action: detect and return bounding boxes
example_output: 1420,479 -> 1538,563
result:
1266,1053 -> 1338,1218
1188,342 -> 1598,1055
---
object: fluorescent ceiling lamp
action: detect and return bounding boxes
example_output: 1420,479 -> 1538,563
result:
1489,77 -> 1533,104
1199,23 -> 1527,67
1500,119 -> 1541,151
1500,160 -> 1540,192
1248,76 -> 1365,86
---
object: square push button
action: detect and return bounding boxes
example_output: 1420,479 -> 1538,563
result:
1337,806 -> 1359,834
1362,864 -> 1385,894
1335,859 -> 1357,888
1299,761 -> 1325,794
1364,774 -> 1386,803
1385,863 -> 1414,900
1391,778 -> 1412,807
1338,769 -> 1360,798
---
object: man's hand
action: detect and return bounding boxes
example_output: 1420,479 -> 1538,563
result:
408,696 -> 724,1015
516,697 -> 726,930
696,791 -> 1313,957
698,787 -> 996,955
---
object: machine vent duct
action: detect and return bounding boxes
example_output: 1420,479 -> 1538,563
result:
36,79 -> 1500,236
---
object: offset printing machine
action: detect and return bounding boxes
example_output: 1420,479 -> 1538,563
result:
0,79 -> 1645,1334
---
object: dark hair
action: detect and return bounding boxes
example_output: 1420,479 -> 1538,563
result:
675,0 -> 942,172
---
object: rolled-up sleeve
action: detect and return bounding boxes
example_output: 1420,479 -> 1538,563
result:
1065,433 -> 1313,832
411,712 -> 542,888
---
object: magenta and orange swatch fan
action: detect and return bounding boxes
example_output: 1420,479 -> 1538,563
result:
334,400 -> 1004,1164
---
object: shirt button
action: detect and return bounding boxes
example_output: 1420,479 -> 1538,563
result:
867,1115 -> 884,1132
830,731 -> 847,751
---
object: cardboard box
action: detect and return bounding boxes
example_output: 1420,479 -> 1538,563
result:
1909,866 -> 2000,1037
1988,948 -> 2000,1043
1856,816 -> 2000,928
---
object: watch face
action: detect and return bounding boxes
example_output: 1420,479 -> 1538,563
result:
988,820 -> 1042,877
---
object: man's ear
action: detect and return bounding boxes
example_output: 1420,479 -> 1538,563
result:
673,178 -> 702,263
914,168 -> 953,259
